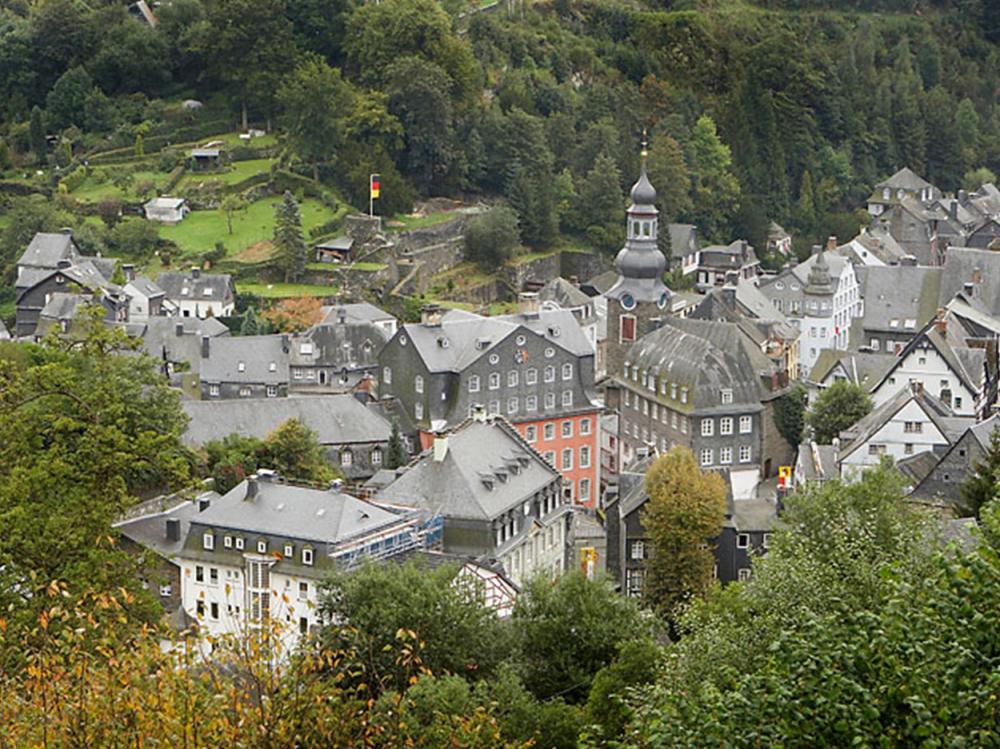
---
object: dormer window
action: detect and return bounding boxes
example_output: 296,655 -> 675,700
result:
202,532 -> 214,550
302,547 -> 314,566
284,544 -> 294,558
268,361 -> 276,372
721,389 -> 733,404
181,286 -> 189,296
257,539 -> 267,554
235,537 -> 245,550
237,361 -> 246,372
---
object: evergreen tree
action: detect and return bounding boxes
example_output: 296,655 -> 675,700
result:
688,115 -> 741,242
387,419 -> 408,469
955,97 -> 981,175
576,152 -> 623,253
29,105 -> 46,158
646,132 -> 692,224
795,170 -> 817,232
240,306 -> 260,336
957,426 -> 1000,519
272,191 -> 308,283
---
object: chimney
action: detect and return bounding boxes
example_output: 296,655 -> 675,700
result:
935,308 -> 947,335
724,270 -> 740,285
257,468 -> 277,482
519,291 -> 540,318
59,227 -> 73,236
198,497 -> 211,512
958,189 -> 968,205
720,285 -> 737,309
190,266 -> 201,279
569,275 -> 579,286
329,478 -> 344,493
949,199 -> 959,220
336,307 -> 347,324
433,433 -> 449,462
122,263 -> 135,282
972,267 -> 983,285
245,474 -> 259,500
421,304 -> 443,327
201,335 -> 210,358
826,235 -> 837,251
900,254 -> 917,266
963,281 -> 975,296
281,334 -> 289,353
175,322 -> 184,337
471,404 -> 487,423
166,518 -> 180,542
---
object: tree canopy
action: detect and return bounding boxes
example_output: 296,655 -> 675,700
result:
808,380 -> 874,444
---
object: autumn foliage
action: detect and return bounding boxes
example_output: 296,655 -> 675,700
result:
261,296 -> 325,333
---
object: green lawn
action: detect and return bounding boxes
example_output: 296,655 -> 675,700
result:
160,196 -> 339,257
238,282 -> 338,298
71,170 -> 166,203
177,158 -> 273,189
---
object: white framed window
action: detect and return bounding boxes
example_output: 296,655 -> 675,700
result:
257,539 -> 267,554
562,421 -> 573,438
545,392 -> 555,410
382,366 -> 392,384
562,390 -> 573,407
904,421 -> 923,434
561,448 -> 573,470
507,397 -> 518,414
300,342 -> 313,355
235,537 -> 244,550
209,384 -> 220,397
562,363 -> 573,380
544,366 -> 555,383
544,423 -> 555,441
700,448 -> 713,466
701,419 -> 714,437
736,533 -> 750,549
738,568 -> 752,582
268,361 -> 277,372
526,426 -> 537,442
580,478 -> 590,501
224,535 -> 232,548
415,375 -> 424,394
739,415 -> 752,434
340,450 -> 352,466
159,584 -> 172,597
489,399 -> 500,415
415,402 -> 423,420
720,447 -> 732,464
489,372 -> 500,390
237,361 -> 246,372
508,370 -> 519,387
631,540 -> 645,560
469,375 -> 480,393
580,445 -> 591,468
266,385 -> 278,398
371,448 -> 382,465
721,388 -> 733,404
302,547 -> 314,566
284,544 -> 294,558
298,581 -> 309,600
680,387 -> 688,404
239,386 -> 251,398
202,532 -> 214,551
581,418 -> 592,435
763,533 -> 772,549
670,383 -> 677,400
720,417 -> 733,435
869,444 -> 886,456
293,369 -> 304,380
526,368 -> 537,385
739,445 -> 752,463
526,395 -> 537,411
904,443 -> 914,455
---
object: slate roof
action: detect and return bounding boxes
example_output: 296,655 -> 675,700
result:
182,394 -> 392,446
858,265 -> 942,332
125,275 -> 166,300
134,316 -> 230,364
875,167 -> 933,192
692,277 -> 790,323
872,323 -> 985,398
698,239 -> 758,270
17,232 -> 79,269
320,301 -> 396,326
290,321 -> 387,371
667,223 -> 697,253
939,247 -> 1000,316
808,349 -> 897,390
539,277 -> 592,309
114,497 -> 205,558
623,317 -> 770,413
157,271 -> 233,303
197,477 -> 404,545
837,226 -> 908,266
759,250 -> 848,303
145,197 -> 186,210
376,416 -> 561,522
838,387 -> 968,461
896,450 -> 940,485
316,237 -> 354,251
199,335 -> 289,384
795,441 -> 839,482
582,269 -> 619,296
725,497 -> 779,533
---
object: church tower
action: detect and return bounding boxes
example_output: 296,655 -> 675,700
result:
605,135 -> 671,378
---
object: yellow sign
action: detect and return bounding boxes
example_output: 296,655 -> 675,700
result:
778,465 -> 792,479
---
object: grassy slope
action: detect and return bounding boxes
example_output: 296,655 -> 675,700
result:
160,196 -> 340,257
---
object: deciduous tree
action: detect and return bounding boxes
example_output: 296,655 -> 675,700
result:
465,206 -> 520,268
642,447 -> 727,617
278,57 -> 352,181
807,380 -> 872,444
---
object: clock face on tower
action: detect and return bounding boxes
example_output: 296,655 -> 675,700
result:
621,293 -> 636,310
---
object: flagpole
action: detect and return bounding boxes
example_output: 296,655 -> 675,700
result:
369,173 -> 373,218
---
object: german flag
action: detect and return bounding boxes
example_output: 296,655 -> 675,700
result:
370,173 -> 381,200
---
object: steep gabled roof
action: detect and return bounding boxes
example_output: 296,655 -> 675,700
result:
157,271 -> 233,303
839,387 -> 963,461
939,247 -> 1000,316
858,265 -> 942,332
872,321 -> 985,397
17,232 -> 79,269
199,335 -> 289,384
808,349 -> 897,391
375,416 -> 561,522
539,277 -> 592,309
875,167 -> 933,192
